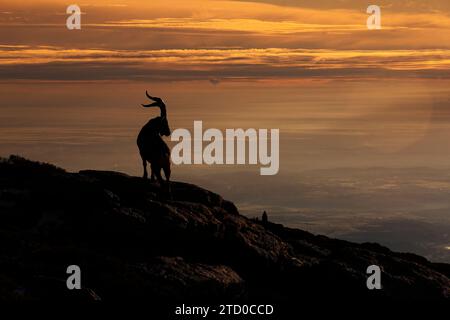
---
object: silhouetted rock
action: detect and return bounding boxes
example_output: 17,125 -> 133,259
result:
262,211 -> 268,225
0,155 -> 449,303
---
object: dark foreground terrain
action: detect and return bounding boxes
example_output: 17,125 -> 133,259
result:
0,155 -> 449,305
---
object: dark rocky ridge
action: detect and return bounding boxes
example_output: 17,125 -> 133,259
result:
0,155 -> 449,303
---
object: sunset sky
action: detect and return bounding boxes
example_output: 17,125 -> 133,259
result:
1,1 -> 450,259
1,0 -> 450,175
0,0 -> 449,81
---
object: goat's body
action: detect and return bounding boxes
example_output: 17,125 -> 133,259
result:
137,117 -> 171,184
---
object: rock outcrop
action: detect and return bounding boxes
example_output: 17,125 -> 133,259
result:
0,155 -> 449,303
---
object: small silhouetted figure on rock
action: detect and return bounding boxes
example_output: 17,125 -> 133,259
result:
137,91 -> 171,188
262,211 -> 268,225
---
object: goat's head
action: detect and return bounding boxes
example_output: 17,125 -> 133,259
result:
142,91 -> 171,136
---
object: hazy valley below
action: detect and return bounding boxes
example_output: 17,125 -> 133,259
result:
183,167 -> 450,263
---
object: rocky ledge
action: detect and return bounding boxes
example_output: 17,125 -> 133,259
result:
0,155 -> 449,303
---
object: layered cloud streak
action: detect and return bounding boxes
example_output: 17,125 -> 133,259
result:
1,46 -> 449,81
1,0 -> 450,81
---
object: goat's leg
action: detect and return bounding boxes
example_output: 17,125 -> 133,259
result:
163,162 -> 171,182
150,169 -> 156,182
151,163 -> 164,185
163,163 -> 172,196
142,158 -> 148,179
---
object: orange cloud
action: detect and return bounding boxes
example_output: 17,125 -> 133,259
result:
0,0 -> 449,81
0,46 -> 449,81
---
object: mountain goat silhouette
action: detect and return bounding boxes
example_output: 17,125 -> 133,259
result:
137,91 -> 171,186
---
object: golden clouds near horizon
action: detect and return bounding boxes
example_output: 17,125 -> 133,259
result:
0,47 -> 448,81
0,0 -> 449,81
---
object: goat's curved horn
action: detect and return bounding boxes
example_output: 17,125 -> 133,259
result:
142,102 -> 159,108
142,91 -> 167,118
145,90 -> 155,101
